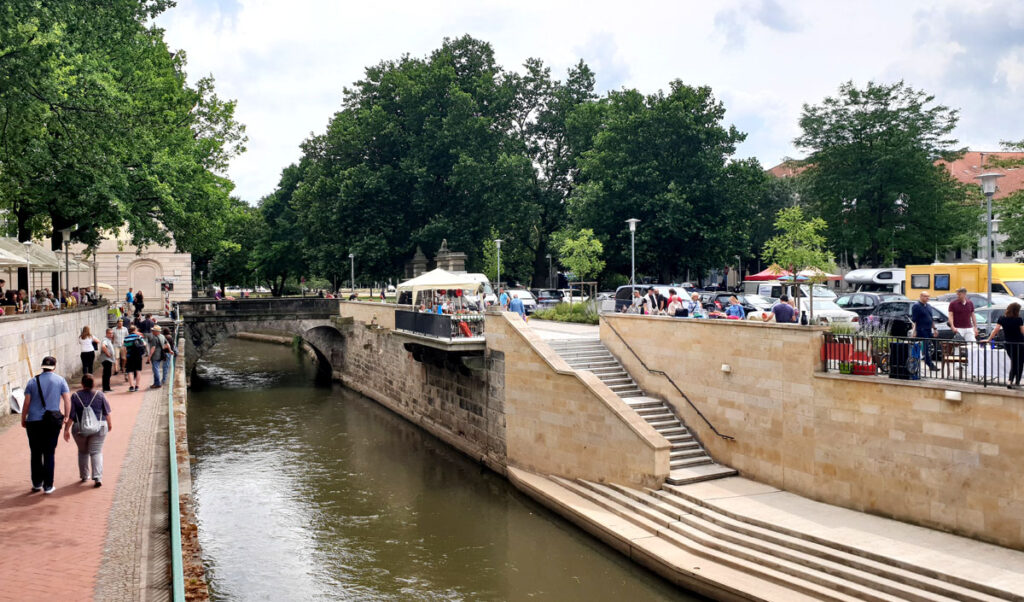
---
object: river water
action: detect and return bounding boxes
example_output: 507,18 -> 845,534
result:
188,338 -> 696,601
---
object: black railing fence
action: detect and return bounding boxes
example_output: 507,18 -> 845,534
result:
822,333 -> 1023,387
395,310 -> 485,339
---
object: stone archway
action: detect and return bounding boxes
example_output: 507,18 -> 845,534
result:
128,259 -> 163,305
184,317 -> 344,383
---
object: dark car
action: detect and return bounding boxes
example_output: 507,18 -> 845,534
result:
836,292 -> 907,318
613,284 -> 678,312
531,289 -> 563,309
865,301 -> 953,338
704,293 -> 765,315
976,306 -> 1013,340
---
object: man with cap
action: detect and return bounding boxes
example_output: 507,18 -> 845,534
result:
148,325 -> 173,389
21,356 -> 71,494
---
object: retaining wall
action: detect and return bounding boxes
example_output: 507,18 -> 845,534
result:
602,313 -> 1024,549
0,305 -> 109,414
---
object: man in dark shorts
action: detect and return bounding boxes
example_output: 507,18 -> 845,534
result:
123,325 -> 147,392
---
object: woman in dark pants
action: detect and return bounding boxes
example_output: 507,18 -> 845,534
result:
987,302 -> 1024,389
79,326 -> 100,375
134,290 -> 144,318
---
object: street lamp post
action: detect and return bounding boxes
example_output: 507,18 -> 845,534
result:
116,254 -> 121,305
349,253 -> 355,292
626,219 -> 640,288
59,225 -> 75,297
494,239 -> 503,290
23,241 -> 32,314
977,172 -> 1004,307
546,253 -> 552,288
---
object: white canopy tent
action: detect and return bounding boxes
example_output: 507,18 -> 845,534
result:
0,237 -> 92,292
397,268 -> 482,293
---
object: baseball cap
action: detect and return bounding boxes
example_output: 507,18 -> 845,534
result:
41,356 -> 57,370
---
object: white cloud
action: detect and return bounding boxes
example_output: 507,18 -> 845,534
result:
156,0 -> 1024,203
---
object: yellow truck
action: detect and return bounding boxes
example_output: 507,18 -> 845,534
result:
904,263 -> 1024,298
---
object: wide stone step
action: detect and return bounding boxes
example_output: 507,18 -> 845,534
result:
589,366 -> 627,376
671,456 -> 713,469
598,377 -> 634,387
645,488 -> 1005,602
565,359 -> 619,368
669,442 -> 702,454
635,406 -> 671,417
555,478 -> 873,602
616,390 -> 645,398
666,464 -> 738,485
653,424 -> 687,434
669,448 -> 708,461
624,395 -> 664,407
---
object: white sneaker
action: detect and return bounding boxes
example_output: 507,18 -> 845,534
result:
43,486 -> 55,494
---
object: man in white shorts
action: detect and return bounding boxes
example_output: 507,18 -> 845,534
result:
112,318 -> 129,378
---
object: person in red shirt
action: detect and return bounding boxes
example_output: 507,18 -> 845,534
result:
947,287 -> 978,342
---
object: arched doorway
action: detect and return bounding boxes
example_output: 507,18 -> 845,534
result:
128,260 -> 163,306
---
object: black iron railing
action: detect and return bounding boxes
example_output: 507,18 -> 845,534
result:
822,332 -> 1023,387
395,310 -> 485,340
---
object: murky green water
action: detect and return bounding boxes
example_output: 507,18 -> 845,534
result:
188,338 -> 697,601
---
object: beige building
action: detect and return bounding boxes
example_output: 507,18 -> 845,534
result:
67,229 -> 193,307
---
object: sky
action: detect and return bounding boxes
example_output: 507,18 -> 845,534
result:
156,0 -> 1024,203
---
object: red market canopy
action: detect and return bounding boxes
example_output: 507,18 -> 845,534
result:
746,267 -> 792,281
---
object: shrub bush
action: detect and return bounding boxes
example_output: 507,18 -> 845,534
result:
532,302 -> 600,325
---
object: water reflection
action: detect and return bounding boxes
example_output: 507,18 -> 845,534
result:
188,338 -> 695,601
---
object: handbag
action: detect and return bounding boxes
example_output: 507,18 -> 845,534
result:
35,375 -> 64,430
73,392 -> 102,436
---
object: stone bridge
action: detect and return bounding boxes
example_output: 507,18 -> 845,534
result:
179,298 -> 346,379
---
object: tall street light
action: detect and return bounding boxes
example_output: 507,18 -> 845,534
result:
494,239 -> 503,290
626,219 -> 640,288
977,172 -> 1004,307
349,253 -> 355,292
23,241 -> 32,314
59,225 -> 75,296
546,253 -> 553,288
116,254 -> 121,305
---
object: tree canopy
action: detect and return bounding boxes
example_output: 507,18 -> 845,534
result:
794,81 -> 980,267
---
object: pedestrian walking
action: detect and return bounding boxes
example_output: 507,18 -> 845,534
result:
123,325 -> 146,392
133,290 -> 144,318
79,326 -> 100,375
508,293 -> 526,321
910,292 -> 939,372
99,329 -> 116,392
21,356 -> 71,494
125,287 -> 134,308
113,318 -> 128,377
948,287 -> 978,342
987,302 -> 1024,389
64,373 -> 112,487
140,313 -> 155,335
498,287 -> 509,309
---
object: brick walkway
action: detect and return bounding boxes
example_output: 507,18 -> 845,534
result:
0,372 -> 163,602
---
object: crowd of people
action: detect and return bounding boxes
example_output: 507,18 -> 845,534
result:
622,286 -> 800,323
0,279 -> 99,316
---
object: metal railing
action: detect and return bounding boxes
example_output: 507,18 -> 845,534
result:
395,310 -> 485,340
604,320 -> 735,440
168,322 -> 185,602
822,332 -> 1023,387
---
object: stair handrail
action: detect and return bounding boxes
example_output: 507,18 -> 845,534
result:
604,320 -> 735,441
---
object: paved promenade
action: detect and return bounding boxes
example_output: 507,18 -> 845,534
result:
0,371 -> 169,601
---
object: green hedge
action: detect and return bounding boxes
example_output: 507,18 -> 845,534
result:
532,303 -> 600,325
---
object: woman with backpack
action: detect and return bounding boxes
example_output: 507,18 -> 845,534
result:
63,373 -> 112,487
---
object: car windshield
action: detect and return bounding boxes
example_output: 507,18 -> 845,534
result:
1003,281 -> 1024,297
743,294 -> 773,307
974,311 -> 991,325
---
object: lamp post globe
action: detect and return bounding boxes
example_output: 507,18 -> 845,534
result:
976,172 -> 1005,307
625,219 -> 640,288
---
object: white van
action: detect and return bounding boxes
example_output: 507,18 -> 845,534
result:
843,268 -> 905,294
462,273 -> 497,307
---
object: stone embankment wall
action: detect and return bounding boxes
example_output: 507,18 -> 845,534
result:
333,302 -> 667,488
487,312 -> 669,489
0,305 -> 108,414
336,302 -> 506,472
602,313 -> 1024,550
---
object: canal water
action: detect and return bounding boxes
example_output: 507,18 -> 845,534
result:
188,338 -> 697,601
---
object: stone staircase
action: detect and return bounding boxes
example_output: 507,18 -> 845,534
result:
521,473 -> 1018,602
547,338 -> 736,485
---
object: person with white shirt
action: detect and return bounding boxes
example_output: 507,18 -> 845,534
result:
112,319 -> 129,378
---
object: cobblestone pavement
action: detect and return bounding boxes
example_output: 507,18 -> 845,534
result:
0,371 -> 167,601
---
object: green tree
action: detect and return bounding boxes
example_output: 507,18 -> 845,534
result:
252,164 -> 308,296
795,81 -> 979,267
762,206 -> 835,323
207,198 -> 260,293
568,82 -> 750,283
556,229 -> 605,283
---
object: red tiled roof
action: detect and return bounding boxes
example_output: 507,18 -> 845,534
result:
766,160 -> 806,178
937,151 -> 1024,199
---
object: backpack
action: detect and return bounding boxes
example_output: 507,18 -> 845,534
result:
667,298 -> 683,315
127,336 -> 145,359
74,392 -> 102,436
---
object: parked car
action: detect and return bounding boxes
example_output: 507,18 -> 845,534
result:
934,292 -> 1018,307
703,293 -> 774,318
793,298 -> 859,325
506,289 -> 537,314
975,305 -> 1015,340
863,301 -> 953,338
612,284 -> 676,312
531,289 -> 563,309
835,292 -> 907,318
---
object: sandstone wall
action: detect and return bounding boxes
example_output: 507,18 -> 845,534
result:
333,308 -> 506,472
0,305 -> 109,413
602,313 -> 1024,549
489,312 -> 669,489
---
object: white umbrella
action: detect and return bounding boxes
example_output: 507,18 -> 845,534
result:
397,268 -> 483,293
